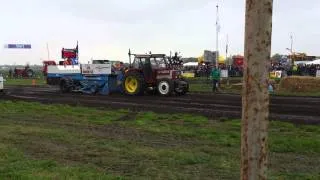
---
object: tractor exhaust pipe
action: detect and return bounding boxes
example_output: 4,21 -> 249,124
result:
128,48 -> 132,68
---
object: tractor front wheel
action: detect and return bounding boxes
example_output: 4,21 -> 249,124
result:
157,79 -> 173,96
123,72 -> 144,96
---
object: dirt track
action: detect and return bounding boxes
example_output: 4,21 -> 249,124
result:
2,86 -> 320,125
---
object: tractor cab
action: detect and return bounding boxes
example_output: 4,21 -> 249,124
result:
123,51 -> 189,96
131,54 -> 168,84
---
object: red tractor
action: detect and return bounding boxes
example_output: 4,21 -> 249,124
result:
122,51 -> 189,96
13,65 -> 34,78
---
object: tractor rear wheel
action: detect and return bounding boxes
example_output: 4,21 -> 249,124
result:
123,71 -> 145,95
174,79 -> 189,96
157,78 -> 173,96
175,88 -> 187,96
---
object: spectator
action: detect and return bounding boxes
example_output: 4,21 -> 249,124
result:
211,66 -> 221,93
8,68 -> 12,78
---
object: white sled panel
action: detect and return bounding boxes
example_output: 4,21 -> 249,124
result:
81,64 -> 111,75
47,65 -> 81,74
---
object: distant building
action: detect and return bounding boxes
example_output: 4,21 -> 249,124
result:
181,57 -> 198,63
203,50 -> 219,64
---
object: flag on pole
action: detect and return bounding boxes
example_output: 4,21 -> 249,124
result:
72,41 -> 79,65
226,44 -> 228,55
72,58 -> 79,65
76,41 -> 79,53
226,35 -> 229,55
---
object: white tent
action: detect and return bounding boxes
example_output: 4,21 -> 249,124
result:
306,59 -> 320,65
294,61 -> 311,65
183,62 -> 198,67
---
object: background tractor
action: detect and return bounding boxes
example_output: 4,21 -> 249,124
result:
122,50 -> 189,96
13,65 -> 34,78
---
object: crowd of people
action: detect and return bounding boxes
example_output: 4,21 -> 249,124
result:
292,64 -> 320,76
182,60 -> 320,93
184,61 -> 320,78
270,61 -> 320,77
183,64 -> 244,78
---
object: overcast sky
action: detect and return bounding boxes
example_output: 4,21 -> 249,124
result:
0,0 -> 319,65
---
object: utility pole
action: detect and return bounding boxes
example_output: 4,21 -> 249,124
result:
215,4 -> 220,67
241,0 -> 273,180
290,33 -> 293,54
46,43 -> 50,60
226,34 -> 229,65
226,34 -> 230,86
290,34 -> 294,66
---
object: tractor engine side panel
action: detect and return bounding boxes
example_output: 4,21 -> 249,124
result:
156,70 -> 172,80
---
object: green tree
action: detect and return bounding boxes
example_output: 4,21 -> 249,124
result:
271,53 -> 282,62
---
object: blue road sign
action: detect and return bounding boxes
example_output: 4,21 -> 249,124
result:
5,44 -> 31,49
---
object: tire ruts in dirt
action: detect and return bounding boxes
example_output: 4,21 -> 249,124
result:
2,86 -> 320,125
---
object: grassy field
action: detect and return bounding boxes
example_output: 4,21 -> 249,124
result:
189,78 -> 320,97
4,78 -> 47,86
0,101 -> 319,179
189,82 -> 320,96
274,91 -> 320,97
189,82 -> 242,94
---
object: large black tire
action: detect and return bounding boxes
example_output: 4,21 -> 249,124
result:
174,79 -> 189,96
145,88 -> 157,95
175,89 -> 187,96
157,78 -> 173,96
122,71 -> 145,96
60,78 -> 73,93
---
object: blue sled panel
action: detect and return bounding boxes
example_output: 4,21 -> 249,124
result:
47,72 -> 124,95
99,74 -> 123,95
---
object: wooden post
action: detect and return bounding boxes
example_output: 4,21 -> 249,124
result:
241,0 -> 273,180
